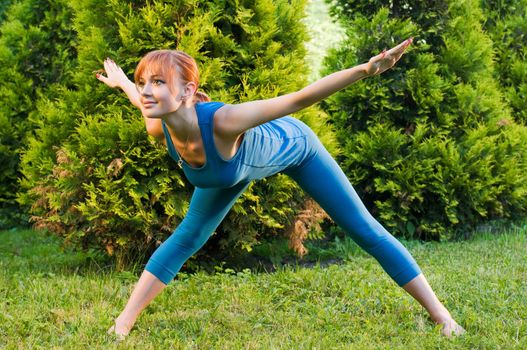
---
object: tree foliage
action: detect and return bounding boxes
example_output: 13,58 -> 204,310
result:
481,0 -> 527,123
16,0 -> 338,268
0,0 -> 76,228
323,0 -> 527,240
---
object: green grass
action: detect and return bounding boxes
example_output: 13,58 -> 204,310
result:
1,228 -> 526,349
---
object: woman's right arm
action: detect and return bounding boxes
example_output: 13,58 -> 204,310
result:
96,58 -> 165,140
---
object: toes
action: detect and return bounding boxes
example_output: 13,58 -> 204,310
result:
454,324 -> 466,336
441,320 -> 466,337
107,323 -> 128,341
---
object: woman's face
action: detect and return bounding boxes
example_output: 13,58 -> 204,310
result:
136,71 -> 186,118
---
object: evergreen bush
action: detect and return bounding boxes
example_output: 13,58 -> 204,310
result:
0,0 -> 76,229
0,1 -> 14,22
323,0 -> 527,240
19,0 -> 338,268
481,0 -> 527,123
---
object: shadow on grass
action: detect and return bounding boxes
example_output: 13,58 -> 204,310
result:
0,229 -> 116,278
3,218 -> 525,281
0,228 -> 363,280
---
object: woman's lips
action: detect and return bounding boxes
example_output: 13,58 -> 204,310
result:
142,101 -> 156,108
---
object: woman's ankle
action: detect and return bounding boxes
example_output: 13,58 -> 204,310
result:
428,305 -> 452,324
114,314 -> 136,334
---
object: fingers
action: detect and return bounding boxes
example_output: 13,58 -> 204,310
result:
371,49 -> 395,65
102,57 -> 125,76
387,37 -> 413,57
375,37 -> 412,66
372,49 -> 387,62
95,57 -> 126,88
392,37 -> 413,52
92,57 -> 117,81
398,37 -> 413,50
95,72 -> 110,85
107,325 -> 126,341
104,58 -> 118,73
375,38 -> 412,59
366,37 -> 413,76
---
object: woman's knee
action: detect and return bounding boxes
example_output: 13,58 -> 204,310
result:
345,215 -> 390,249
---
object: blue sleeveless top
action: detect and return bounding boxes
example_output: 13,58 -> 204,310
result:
161,101 -> 317,189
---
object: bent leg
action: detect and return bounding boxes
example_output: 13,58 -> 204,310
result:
110,181 -> 250,338
285,146 -> 421,286
146,181 -> 251,284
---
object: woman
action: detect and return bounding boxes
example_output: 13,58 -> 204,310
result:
97,38 -> 465,338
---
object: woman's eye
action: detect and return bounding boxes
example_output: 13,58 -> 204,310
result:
153,79 -> 164,86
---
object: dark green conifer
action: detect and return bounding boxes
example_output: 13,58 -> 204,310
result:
19,0 -> 337,267
324,0 -> 527,239
481,0 -> 527,123
0,0 -> 75,228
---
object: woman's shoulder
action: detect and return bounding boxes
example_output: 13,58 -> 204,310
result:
196,101 -> 226,124
196,101 -> 225,112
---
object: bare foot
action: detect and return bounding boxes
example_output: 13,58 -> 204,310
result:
439,318 -> 466,337
431,309 -> 465,337
107,319 -> 133,341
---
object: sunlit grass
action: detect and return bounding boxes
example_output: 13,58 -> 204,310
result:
1,227 -> 526,349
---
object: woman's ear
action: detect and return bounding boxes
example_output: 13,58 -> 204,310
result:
183,81 -> 197,99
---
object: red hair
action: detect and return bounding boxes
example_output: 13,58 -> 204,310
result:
134,50 -> 211,103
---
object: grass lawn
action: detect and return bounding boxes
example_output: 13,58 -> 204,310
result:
1,227 -> 526,349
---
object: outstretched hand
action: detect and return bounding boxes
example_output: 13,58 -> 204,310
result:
95,58 -> 131,89
94,58 -> 143,109
365,38 -> 413,76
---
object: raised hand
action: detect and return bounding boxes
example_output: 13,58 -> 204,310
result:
95,58 -> 131,89
365,37 -> 413,76
95,58 -> 143,108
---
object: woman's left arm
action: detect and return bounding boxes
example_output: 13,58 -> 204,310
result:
215,38 -> 412,137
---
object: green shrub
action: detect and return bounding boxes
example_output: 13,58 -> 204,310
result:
0,0 -> 14,22
481,0 -> 527,123
322,1 -> 527,240
19,0 -> 338,268
0,0 -> 76,229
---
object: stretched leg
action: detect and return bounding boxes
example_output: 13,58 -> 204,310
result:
285,144 -> 464,336
109,181 -> 250,338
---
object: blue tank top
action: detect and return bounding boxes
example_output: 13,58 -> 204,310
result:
162,101 -> 317,188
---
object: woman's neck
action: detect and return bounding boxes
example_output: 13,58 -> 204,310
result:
163,103 -> 199,142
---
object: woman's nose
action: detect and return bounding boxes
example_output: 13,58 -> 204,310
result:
140,82 -> 152,95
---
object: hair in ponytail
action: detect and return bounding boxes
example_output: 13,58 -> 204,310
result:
194,91 -> 211,103
135,50 -> 210,102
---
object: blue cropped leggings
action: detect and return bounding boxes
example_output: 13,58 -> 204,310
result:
145,145 -> 422,286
